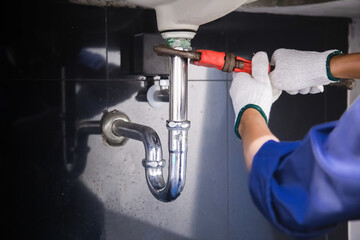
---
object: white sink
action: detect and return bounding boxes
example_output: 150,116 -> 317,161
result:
70,0 -> 253,38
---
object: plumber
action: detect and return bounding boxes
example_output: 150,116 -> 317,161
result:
229,49 -> 360,239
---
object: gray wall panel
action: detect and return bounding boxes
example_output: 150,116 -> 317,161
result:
75,80 -> 229,239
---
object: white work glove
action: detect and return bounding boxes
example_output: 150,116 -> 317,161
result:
230,51 -> 281,138
269,49 -> 342,95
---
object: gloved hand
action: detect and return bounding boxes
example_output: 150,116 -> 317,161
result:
269,49 -> 342,95
230,51 -> 281,138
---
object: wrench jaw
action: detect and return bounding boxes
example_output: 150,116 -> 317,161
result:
191,50 -> 225,71
153,44 -> 201,61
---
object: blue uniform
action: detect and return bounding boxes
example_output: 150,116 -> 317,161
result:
250,96 -> 360,239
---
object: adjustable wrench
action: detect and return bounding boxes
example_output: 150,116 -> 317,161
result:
153,44 -> 270,74
153,45 -> 354,89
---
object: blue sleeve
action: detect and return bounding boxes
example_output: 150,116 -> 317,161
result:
249,97 -> 360,239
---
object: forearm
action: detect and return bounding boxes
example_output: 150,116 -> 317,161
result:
249,98 -> 360,238
330,53 -> 360,79
238,108 -> 279,170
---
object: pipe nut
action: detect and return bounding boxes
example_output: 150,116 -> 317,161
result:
142,159 -> 166,169
101,110 -> 130,146
166,120 -> 190,130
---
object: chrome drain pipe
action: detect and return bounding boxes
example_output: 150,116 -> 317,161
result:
101,40 -> 190,202
145,48 -> 190,201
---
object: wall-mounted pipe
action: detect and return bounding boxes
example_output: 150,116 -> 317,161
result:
63,120 -> 102,178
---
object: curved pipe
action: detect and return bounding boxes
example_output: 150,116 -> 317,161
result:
145,53 -> 190,201
108,118 -> 189,201
101,53 -> 190,202
111,120 -> 164,167
63,120 -> 102,177
145,121 -> 189,201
